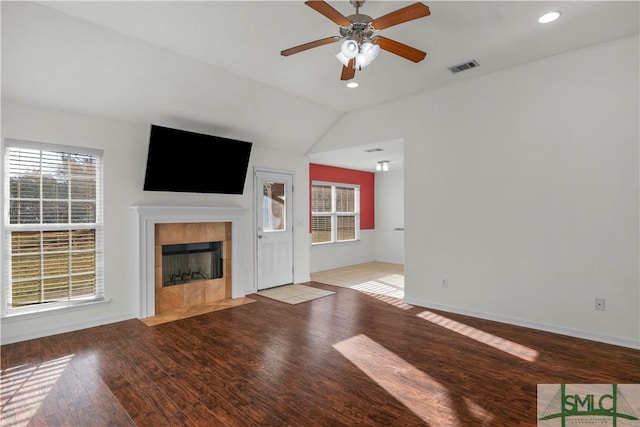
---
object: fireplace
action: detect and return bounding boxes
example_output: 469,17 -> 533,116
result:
154,222 -> 230,314
131,206 -> 248,318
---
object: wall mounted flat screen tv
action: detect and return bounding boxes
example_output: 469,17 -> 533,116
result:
143,125 -> 253,194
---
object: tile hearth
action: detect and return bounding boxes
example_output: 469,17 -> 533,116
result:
141,297 -> 256,326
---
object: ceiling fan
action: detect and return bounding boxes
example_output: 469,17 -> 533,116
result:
281,0 -> 430,81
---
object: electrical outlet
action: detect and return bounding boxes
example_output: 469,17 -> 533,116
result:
442,278 -> 448,288
595,298 -> 605,311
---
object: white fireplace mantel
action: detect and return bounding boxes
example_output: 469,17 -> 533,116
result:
131,205 -> 248,318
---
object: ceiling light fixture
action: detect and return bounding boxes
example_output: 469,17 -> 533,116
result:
538,11 -> 561,24
336,38 -> 380,70
376,161 -> 389,172
346,81 -> 359,88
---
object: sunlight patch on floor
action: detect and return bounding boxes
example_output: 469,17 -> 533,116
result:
333,334 -> 463,426
359,290 -> 414,310
416,310 -> 539,362
349,275 -> 404,299
1,354 -> 73,426
464,396 -> 495,425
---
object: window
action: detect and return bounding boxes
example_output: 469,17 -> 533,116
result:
311,182 -> 359,244
262,181 -> 286,232
3,140 -> 104,315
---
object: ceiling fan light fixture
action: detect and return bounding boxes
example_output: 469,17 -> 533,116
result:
346,81 -> 359,88
361,42 -> 380,61
356,52 -> 370,69
340,39 -> 359,59
336,52 -> 351,67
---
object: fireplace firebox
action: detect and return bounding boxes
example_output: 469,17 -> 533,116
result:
161,241 -> 223,287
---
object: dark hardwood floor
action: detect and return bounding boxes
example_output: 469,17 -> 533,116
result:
2,282 -> 639,426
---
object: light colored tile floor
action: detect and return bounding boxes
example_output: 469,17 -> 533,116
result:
256,284 -> 335,305
311,261 -> 405,298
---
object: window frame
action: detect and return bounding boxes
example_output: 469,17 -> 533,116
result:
2,139 -> 105,318
311,180 -> 360,245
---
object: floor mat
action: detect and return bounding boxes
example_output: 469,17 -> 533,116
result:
256,284 -> 335,305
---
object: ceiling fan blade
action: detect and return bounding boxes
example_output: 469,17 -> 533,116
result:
305,0 -> 352,27
375,36 -> 426,63
281,36 -> 340,56
341,58 -> 356,81
370,2 -> 430,30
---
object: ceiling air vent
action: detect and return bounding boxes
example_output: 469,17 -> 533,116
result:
364,148 -> 384,153
448,60 -> 480,74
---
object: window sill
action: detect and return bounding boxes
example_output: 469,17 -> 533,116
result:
312,239 -> 360,246
1,298 -> 111,323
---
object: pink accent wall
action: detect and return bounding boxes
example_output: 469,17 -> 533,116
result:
309,163 -> 375,231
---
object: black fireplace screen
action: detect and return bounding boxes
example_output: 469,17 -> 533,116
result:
161,241 -> 223,287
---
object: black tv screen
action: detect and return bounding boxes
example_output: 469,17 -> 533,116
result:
143,125 -> 252,194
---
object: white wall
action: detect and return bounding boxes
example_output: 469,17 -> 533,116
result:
0,101 -> 311,344
313,36 -> 640,348
374,170 -> 404,264
310,230 -> 376,273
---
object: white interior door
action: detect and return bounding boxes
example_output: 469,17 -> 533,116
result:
255,170 -> 294,290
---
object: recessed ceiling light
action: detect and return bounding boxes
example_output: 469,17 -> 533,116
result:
346,82 -> 359,88
538,11 -> 561,24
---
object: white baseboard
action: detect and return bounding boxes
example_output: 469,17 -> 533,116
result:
403,296 -> 640,350
1,311 -> 137,345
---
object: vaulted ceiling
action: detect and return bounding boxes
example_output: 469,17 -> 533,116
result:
2,1 -> 638,171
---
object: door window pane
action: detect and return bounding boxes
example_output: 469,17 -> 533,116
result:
262,181 -> 286,232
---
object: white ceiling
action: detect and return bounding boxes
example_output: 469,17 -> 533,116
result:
2,1 -> 638,172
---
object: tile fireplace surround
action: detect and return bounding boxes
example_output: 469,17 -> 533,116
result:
131,206 -> 248,318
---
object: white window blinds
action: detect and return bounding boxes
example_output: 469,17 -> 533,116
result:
3,139 -> 104,314
311,182 -> 359,244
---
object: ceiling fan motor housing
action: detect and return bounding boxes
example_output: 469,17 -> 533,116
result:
340,17 -> 375,43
